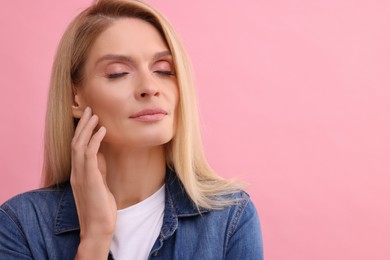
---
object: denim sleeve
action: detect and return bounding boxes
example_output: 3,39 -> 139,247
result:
224,197 -> 264,260
0,204 -> 33,259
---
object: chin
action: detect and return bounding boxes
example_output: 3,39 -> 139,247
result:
102,126 -> 175,148
137,134 -> 173,147
110,131 -> 174,148
133,125 -> 175,146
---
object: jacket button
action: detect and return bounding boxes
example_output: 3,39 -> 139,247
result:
153,251 -> 158,257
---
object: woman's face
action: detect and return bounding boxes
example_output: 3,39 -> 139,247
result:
74,18 -> 179,148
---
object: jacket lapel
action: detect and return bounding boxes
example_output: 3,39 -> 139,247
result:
54,183 -> 80,235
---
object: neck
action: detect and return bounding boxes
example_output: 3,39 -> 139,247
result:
99,143 -> 166,209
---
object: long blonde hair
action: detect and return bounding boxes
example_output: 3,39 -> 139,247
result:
43,0 -> 242,209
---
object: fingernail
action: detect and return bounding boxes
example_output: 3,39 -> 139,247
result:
84,107 -> 91,115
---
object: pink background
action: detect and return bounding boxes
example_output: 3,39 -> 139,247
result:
1,0 -> 389,259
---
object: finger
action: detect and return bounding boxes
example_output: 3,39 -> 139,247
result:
75,114 -> 99,149
85,127 -> 106,171
88,126 -> 106,156
71,114 -> 99,173
73,107 -> 92,141
96,152 -> 107,176
96,152 -> 108,186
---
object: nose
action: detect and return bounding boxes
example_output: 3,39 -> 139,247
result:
134,71 -> 160,100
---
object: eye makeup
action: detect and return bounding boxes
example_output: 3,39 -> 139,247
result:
107,72 -> 130,79
155,70 -> 175,76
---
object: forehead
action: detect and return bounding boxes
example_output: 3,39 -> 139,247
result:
87,18 -> 169,64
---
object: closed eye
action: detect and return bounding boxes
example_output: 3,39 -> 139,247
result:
155,70 -> 175,76
107,72 -> 129,79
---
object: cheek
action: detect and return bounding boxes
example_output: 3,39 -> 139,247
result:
171,84 -> 180,110
171,86 -> 180,127
83,84 -> 130,113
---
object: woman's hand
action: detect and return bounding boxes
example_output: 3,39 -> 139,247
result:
70,107 -> 117,259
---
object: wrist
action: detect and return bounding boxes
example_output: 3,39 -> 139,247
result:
76,236 -> 112,259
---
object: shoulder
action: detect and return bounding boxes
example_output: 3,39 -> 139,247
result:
216,191 -> 263,259
0,185 -> 67,257
0,183 -> 80,259
215,190 -> 259,234
173,190 -> 263,259
186,190 -> 259,237
0,184 -> 68,231
1,184 -> 67,216
2,184 -> 68,206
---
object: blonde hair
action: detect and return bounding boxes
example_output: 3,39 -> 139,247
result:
43,0 -> 242,209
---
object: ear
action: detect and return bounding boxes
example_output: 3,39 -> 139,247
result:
72,86 -> 86,119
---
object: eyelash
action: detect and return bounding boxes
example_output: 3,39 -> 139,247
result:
107,70 -> 175,79
155,70 -> 175,76
107,72 -> 129,79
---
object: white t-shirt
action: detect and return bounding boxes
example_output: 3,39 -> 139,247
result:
110,185 -> 165,260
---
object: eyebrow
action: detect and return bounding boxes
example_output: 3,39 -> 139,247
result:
95,50 -> 172,66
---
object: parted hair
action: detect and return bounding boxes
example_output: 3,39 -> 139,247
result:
43,0 -> 242,209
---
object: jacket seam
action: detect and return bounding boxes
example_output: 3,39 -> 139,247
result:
0,204 -> 26,237
223,193 -> 250,256
160,185 -> 178,240
0,203 -> 32,255
54,188 -> 71,234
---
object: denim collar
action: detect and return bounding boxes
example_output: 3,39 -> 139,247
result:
54,167 -> 208,235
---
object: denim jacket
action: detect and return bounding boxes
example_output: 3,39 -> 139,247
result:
0,168 -> 263,259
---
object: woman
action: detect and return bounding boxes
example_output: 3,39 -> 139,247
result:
0,0 -> 263,259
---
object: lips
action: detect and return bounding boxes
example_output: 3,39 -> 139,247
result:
129,108 -> 167,122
